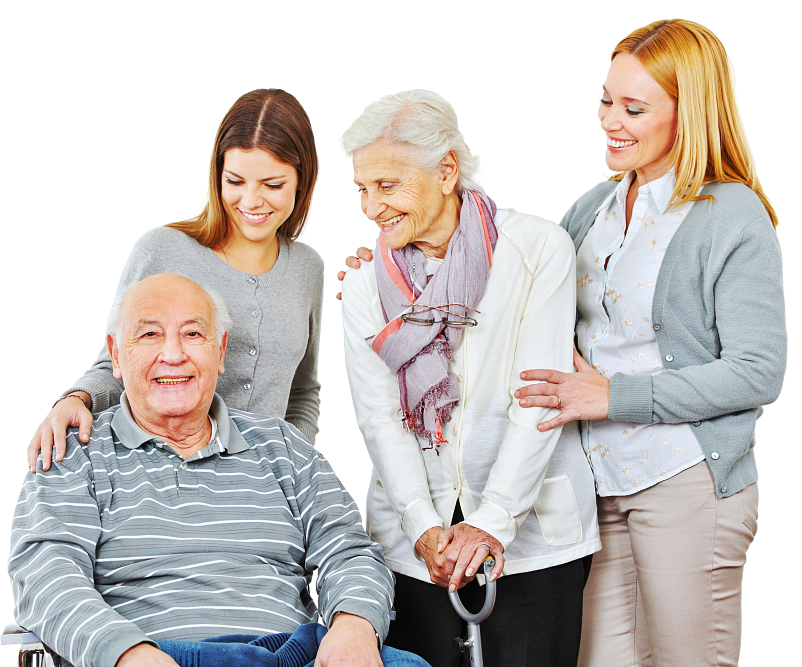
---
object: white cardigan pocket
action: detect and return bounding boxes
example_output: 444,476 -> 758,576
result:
534,474 -> 582,546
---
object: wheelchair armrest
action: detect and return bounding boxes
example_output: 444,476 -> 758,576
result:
1,622 -> 42,645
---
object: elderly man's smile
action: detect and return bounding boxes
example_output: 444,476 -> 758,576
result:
154,376 -> 192,385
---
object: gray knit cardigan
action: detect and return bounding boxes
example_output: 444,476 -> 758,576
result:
561,181 -> 786,497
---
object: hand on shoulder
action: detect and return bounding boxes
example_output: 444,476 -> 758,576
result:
336,247 -> 374,300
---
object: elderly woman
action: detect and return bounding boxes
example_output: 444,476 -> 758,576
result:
513,20 -> 786,667
339,90 -> 600,667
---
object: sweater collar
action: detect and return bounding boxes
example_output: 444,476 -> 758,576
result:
111,392 -> 250,455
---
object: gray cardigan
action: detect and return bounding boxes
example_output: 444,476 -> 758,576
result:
65,227 -> 323,443
561,181 -> 786,497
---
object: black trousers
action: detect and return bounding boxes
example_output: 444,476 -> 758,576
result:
386,507 -> 592,667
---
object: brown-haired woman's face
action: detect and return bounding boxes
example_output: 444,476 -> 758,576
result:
221,148 -> 298,245
599,53 -> 677,185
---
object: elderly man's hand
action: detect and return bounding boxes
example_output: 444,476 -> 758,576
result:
335,247 -> 374,300
315,612 -> 382,667
28,392 -> 93,472
116,643 -> 179,667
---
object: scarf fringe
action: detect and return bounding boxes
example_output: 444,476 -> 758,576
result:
405,378 -> 456,455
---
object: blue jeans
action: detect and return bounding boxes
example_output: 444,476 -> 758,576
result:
158,622 -> 431,666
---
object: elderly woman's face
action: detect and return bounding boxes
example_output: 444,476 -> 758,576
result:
599,53 -> 677,184
353,140 -> 457,254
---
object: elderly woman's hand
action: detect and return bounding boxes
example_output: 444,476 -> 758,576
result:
415,524 -> 504,591
515,349 -> 610,432
335,247 -> 373,300
438,523 -> 504,592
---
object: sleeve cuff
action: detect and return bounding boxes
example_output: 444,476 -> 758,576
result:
401,498 -> 444,555
327,603 -> 388,648
90,628 -> 156,667
608,373 -> 653,423
462,502 -> 520,551
63,380 -> 113,414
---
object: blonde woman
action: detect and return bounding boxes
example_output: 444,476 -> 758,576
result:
29,89 -> 324,469
514,19 -> 786,667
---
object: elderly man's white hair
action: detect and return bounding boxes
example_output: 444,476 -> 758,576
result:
106,276 -> 232,346
342,89 -> 481,193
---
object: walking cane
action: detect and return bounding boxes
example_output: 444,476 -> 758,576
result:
449,557 -> 497,666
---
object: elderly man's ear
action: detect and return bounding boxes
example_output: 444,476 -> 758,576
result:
108,334 -> 123,380
217,332 -> 227,375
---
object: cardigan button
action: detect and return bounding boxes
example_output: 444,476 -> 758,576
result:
692,421 -> 701,427
721,486 -> 727,493
248,277 -> 257,285
711,452 -> 720,460
653,324 -> 661,331
665,354 -> 674,362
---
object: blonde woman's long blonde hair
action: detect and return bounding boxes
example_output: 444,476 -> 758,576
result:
612,19 -> 777,227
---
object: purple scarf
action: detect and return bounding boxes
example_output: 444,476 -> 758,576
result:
367,189 -> 498,451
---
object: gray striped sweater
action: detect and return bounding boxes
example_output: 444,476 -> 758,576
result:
9,394 -> 393,667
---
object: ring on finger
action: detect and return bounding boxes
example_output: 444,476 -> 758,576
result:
556,395 -> 562,408
478,542 -> 493,552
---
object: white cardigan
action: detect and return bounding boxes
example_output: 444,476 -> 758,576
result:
342,209 -> 600,581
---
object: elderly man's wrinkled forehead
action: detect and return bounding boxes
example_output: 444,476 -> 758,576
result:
120,274 -> 215,336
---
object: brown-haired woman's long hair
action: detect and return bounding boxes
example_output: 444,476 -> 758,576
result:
167,89 -> 319,246
611,19 -> 777,228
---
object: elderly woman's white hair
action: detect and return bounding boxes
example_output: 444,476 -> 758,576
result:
106,277 -> 232,345
342,89 -> 481,193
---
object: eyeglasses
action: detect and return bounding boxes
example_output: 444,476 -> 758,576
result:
400,303 -> 479,328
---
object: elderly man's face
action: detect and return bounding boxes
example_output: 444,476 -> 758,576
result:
353,140 -> 459,257
109,274 -> 226,431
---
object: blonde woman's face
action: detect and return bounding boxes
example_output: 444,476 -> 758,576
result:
599,53 -> 677,186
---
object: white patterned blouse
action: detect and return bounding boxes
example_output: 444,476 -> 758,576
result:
575,170 -> 705,497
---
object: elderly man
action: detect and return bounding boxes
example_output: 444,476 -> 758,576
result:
10,274 -> 422,667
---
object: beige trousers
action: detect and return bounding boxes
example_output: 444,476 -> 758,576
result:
578,462 -> 758,667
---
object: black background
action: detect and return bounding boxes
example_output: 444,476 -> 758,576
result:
9,9 -> 790,664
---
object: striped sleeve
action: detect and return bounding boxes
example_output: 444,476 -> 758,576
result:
9,435 -> 154,667
283,429 -> 394,643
